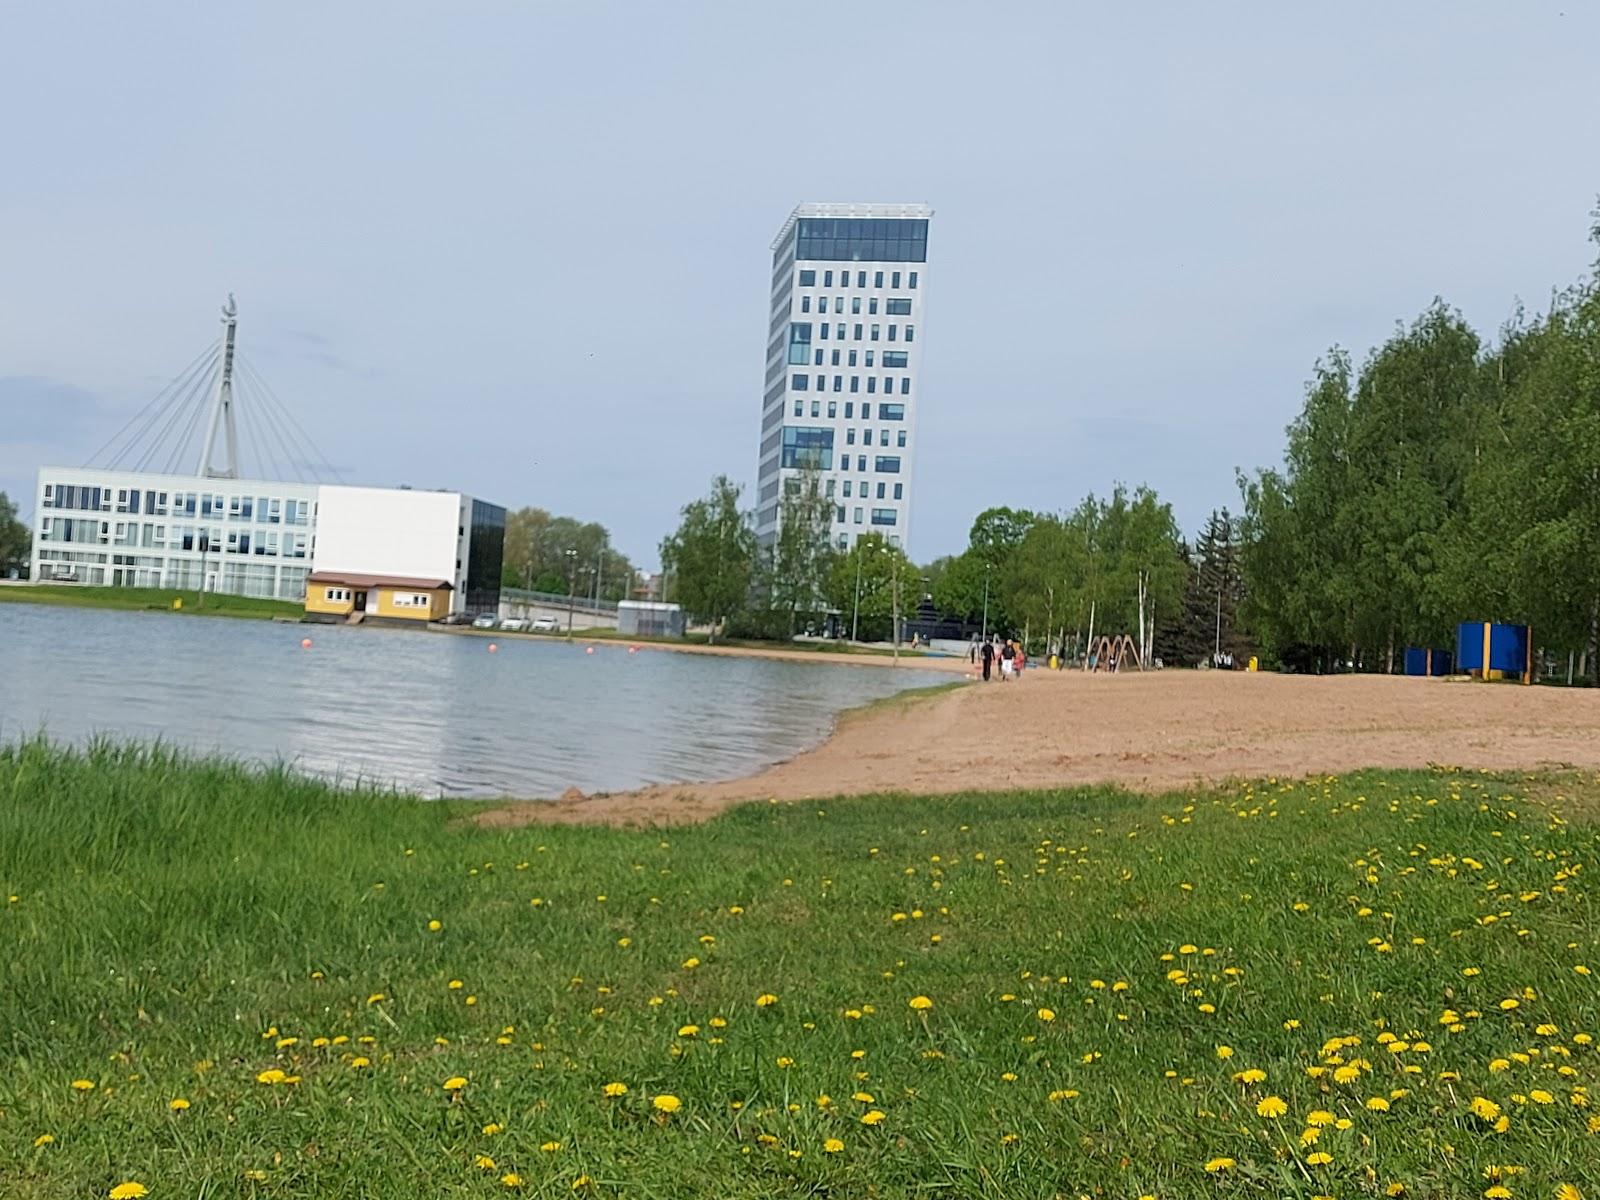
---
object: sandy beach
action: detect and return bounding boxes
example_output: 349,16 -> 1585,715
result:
476,668 -> 1600,827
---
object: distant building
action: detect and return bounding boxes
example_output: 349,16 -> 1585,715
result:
27,298 -> 505,617
304,571 -> 453,624
755,202 -> 932,556
312,484 -> 505,616
617,599 -> 684,638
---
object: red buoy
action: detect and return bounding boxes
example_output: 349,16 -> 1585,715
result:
300,637 -> 312,649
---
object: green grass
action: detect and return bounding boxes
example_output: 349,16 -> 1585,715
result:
0,585 -> 301,621
2,741 -> 1598,1198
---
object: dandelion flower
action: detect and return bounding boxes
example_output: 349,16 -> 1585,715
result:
444,1076 -> 468,1092
756,993 -> 778,1007
501,1174 -> 523,1188
602,1082 -> 628,1097
1555,1185 -> 1582,1200
1366,1097 -> 1390,1112
1307,1151 -> 1333,1166
168,1097 -> 190,1111
653,1094 -> 682,1113
1037,1008 -> 1056,1022
1215,1045 -> 1234,1060
32,1133 -> 54,1147
71,1080 -> 96,1093
482,1123 -> 504,1135
861,1109 -> 886,1125
475,1155 -> 497,1170
540,1141 -> 561,1153
1203,1157 -> 1235,1172
109,1186 -> 149,1200
823,1137 -> 844,1153
1306,1110 -> 1335,1127
1256,1095 -> 1288,1119
908,995 -> 933,1011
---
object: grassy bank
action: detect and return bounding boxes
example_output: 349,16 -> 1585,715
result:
2,742 -> 1597,1197
0,584 -> 301,621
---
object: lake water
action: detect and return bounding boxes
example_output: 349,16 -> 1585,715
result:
0,604 -> 943,798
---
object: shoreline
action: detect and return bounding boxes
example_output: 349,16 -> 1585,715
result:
471,668 -> 1600,827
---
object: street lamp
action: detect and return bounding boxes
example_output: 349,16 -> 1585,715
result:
979,561 -> 993,643
890,551 -> 900,665
851,542 -> 864,643
564,548 -> 579,641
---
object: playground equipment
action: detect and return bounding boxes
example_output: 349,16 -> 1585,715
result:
1403,647 -> 1453,677
1087,633 -> 1142,673
1454,621 -> 1532,684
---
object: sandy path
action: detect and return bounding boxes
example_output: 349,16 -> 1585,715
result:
473,670 -> 1600,827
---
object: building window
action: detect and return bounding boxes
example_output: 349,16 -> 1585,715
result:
874,270 -> 884,287
827,400 -> 837,417
811,400 -> 820,417
869,298 -> 879,315
862,403 -> 872,419
836,323 -> 845,339
909,271 -> 919,288
905,325 -> 915,343
892,271 -> 901,288
792,373 -> 809,391
825,478 -> 836,497
900,377 -> 911,394
831,349 -> 840,365
866,377 -> 876,393
819,296 -> 829,314
897,430 -> 907,447
865,350 -> 874,367
894,483 -> 904,499
843,480 -> 852,497
879,403 -> 904,420
875,456 -> 901,473
846,429 -> 856,445
850,376 -> 859,393
854,507 -> 864,524
851,323 -> 861,340
832,375 -> 843,392
813,349 -> 824,365
887,298 -> 912,316
324,587 -> 350,603
847,349 -> 857,366
870,325 -> 880,341
819,323 -> 829,340
887,325 -> 897,341
851,297 -> 861,314
876,482 -> 886,499
884,351 -> 908,368
788,323 -> 812,363
793,400 -> 803,416
780,425 -> 835,470
800,296 -> 811,312
799,269 -> 816,286
836,507 -> 846,525
823,270 -> 833,286
871,508 -> 897,526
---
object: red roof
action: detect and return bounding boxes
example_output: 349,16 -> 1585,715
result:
307,572 -> 453,590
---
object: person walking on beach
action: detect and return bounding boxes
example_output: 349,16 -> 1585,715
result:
1000,638 -> 1015,681
980,638 -> 994,682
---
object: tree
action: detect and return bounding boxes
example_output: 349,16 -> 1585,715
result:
659,476 -> 756,642
0,492 -> 29,576
763,472 -> 837,634
824,533 -> 912,642
931,549 -> 1001,628
502,507 -> 635,602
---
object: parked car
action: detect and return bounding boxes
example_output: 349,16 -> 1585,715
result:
500,617 -> 530,632
472,614 -> 498,629
531,616 -> 560,632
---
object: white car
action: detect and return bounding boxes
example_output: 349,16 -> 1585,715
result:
500,617 -> 530,632
531,616 -> 560,632
472,614 -> 498,630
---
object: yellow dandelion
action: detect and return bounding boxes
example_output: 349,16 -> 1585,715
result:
1256,1095 -> 1287,1119
1037,1008 -> 1056,1022
823,1137 -> 844,1153
908,995 -> 933,1011
444,1076 -> 468,1092
110,1186 -> 149,1200
653,1094 -> 682,1113
501,1174 -> 523,1189
1366,1096 -> 1390,1112
168,1097 -> 190,1112
756,993 -> 778,1007
32,1133 -> 54,1147
474,1154 -> 497,1170
1307,1151 -> 1333,1166
71,1080 -> 96,1093
540,1141 -> 561,1153
861,1109 -> 886,1125
1203,1157 -> 1235,1172
602,1082 -> 627,1097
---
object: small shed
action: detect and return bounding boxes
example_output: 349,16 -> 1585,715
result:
305,572 -> 453,624
1455,621 -> 1532,683
1402,647 -> 1453,677
617,600 -> 684,638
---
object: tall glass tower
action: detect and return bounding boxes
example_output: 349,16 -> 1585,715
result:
755,202 -> 932,555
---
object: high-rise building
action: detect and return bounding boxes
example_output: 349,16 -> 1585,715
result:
755,202 -> 932,555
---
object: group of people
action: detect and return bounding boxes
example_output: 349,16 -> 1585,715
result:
970,635 -> 1025,682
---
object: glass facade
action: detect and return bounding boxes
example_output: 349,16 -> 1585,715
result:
780,426 -> 834,470
465,498 -> 506,615
794,218 -> 928,263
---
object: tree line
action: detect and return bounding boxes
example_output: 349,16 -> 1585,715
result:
1239,214 -> 1600,681
500,507 -> 637,604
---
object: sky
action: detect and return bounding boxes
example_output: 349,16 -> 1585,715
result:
3,2 -> 1598,569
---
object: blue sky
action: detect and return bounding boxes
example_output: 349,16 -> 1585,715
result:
3,2 -> 1597,566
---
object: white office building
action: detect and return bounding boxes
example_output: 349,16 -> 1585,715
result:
755,202 -> 932,554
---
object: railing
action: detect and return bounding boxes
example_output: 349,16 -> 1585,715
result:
500,587 -> 619,615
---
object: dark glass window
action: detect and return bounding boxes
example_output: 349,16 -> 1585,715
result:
781,425 -> 834,470
854,323 -> 863,340
819,324 -> 829,340
866,377 -> 876,393
850,376 -> 859,393
833,375 -> 843,392
869,298 -> 879,314
788,322 -> 812,364
905,325 -> 915,343
823,270 -> 833,286
814,349 -> 824,365
877,482 -> 886,499
466,499 -> 507,615
799,269 -> 816,286
844,402 -> 854,418
870,325 -> 880,342
886,298 -> 912,315
909,271 -> 919,288
800,296 -> 811,312
879,403 -> 905,420
862,404 -> 872,418
848,349 -> 857,366
794,218 -> 929,262
897,430 -> 907,446
883,351 -> 909,368
900,377 -> 911,394
856,271 -> 866,287
792,374 -> 809,391
871,508 -> 898,526
875,456 -> 901,473
888,326 -> 897,342
892,271 -> 901,288
894,483 -> 904,499
874,271 -> 884,287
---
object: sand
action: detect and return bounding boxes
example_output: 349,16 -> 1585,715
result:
473,669 -> 1600,828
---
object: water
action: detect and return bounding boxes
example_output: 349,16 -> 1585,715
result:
0,604 -> 943,798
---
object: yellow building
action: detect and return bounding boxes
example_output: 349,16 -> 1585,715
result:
304,572 -> 453,624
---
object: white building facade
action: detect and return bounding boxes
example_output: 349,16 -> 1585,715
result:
755,202 -> 932,554
32,466 -> 317,598
29,469 -> 505,614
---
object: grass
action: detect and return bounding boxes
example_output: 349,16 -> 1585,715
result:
0,584 -> 301,621
2,740 -> 1598,1198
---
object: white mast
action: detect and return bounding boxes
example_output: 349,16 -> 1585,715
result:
198,294 -> 241,478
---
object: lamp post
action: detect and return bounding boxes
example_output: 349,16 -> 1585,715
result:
851,543 -> 864,643
890,551 -> 900,665
565,548 -> 578,641
979,561 -> 993,643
